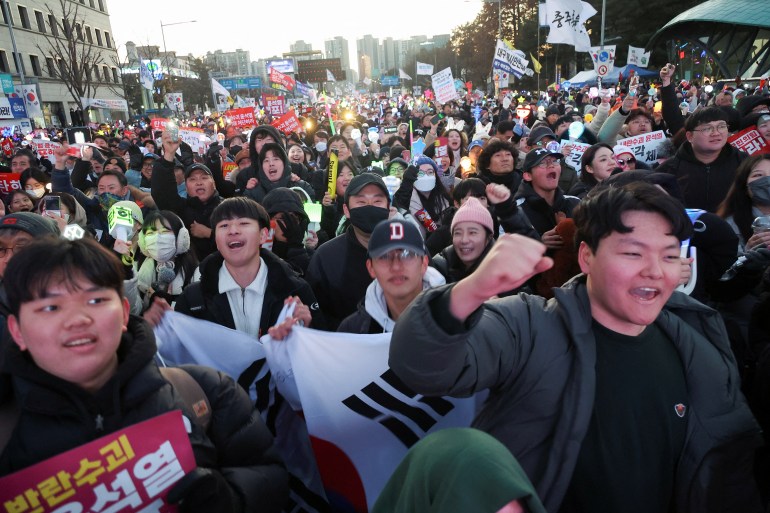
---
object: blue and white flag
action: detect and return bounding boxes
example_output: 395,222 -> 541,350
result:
492,40 -> 529,79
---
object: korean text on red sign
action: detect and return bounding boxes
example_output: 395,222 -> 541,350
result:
0,410 -> 196,513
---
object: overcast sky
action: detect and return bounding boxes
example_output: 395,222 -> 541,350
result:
107,0 -> 485,71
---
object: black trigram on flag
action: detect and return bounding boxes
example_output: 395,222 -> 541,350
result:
342,368 -> 455,448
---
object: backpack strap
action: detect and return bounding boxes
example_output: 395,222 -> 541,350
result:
0,399 -> 19,454
160,367 -> 212,433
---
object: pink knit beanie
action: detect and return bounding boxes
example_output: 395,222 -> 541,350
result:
451,196 -> 494,233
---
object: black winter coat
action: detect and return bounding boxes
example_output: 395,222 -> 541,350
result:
0,317 -> 288,512
175,249 -> 322,336
656,142 -> 748,212
513,181 -> 580,237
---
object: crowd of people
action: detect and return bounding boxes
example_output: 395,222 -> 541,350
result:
0,61 -> 769,513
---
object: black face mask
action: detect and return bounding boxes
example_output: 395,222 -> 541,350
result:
348,205 -> 389,234
229,145 -> 243,156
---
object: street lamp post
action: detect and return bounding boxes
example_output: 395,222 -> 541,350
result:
160,20 -> 196,110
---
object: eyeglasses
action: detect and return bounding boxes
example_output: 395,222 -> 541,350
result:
373,249 -> 422,264
535,158 -> 561,168
0,242 -> 29,258
615,157 -> 636,166
417,170 -> 435,177
692,123 -> 729,134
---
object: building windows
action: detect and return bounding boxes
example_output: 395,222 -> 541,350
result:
46,56 -> 55,77
104,31 -> 111,48
85,26 -> 92,44
89,0 -> 95,7
48,14 -> 58,36
102,65 -> 109,82
95,28 -> 102,46
111,67 -> 119,83
0,51 -> 8,73
34,10 -> 45,32
29,55 -> 40,76
17,6 -> 29,29
75,23 -> 82,40
97,0 -> 104,11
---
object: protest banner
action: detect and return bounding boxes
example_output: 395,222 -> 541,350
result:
416,62 -> 433,76
222,161 -> 238,181
150,118 -> 168,131
0,172 -> 21,195
261,94 -> 286,116
728,127 -> 770,156
615,130 -> 667,165
544,0 -> 596,52
269,68 -> 296,92
30,139 -> 62,165
179,127 -> 206,155
224,107 -> 257,129
560,140 -> 591,170
0,411 -> 195,513
431,67 -> 459,104
492,40 -> 529,79
271,110 -> 301,135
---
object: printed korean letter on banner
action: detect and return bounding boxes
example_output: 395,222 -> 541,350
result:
139,60 -> 155,90
261,94 -> 286,116
616,130 -> 667,165
431,67 -> 459,104
30,139 -> 62,165
0,172 -> 21,195
590,45 -> 616,77
416,62 -> 434,76
179,127 -> 206,155
269,67 -> 296,92
560,140 -> 591,170
545,0 -> 596,52
0,411 -> 195,513
492,40 -> 529,79
627,45 -> 651,68
80,98 -> 129,111
728,127 -> 770,155
271,110 -> 301,135
150,118 -> 168,131
261,326 -> 476,513
224,107 -> 257,129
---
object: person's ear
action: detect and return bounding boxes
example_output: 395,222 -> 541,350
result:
366,259 -> 376,279
259,227 -> 269,245
121,297 -> 130,332
577,241 -> 594,274
343,203 -> 351,219
7,315 -> 27,351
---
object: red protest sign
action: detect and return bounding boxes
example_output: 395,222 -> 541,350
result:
271,111 -> 301,135
0,411 -> 195,513
222,161 -> 238,181
261,94 -> 285,116
150,118 -> 168,131
0,172 -> 21,196
224,107 -> 257,129
269,68 -> 295,92
728,127 -> 770,156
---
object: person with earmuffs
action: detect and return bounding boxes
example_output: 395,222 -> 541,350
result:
136,210 -> 198,310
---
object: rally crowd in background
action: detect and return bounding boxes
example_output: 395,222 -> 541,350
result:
0,61 -> 770,513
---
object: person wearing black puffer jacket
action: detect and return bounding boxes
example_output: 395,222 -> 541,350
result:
0,237 -> 289,513
234,125 -> 283,195
241,143 -> 314,205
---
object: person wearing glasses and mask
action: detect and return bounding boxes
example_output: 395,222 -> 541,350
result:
658,107 -> 748,212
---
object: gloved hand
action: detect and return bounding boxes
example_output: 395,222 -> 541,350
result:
741,247 -> 770,274
206,143 -> 222,163
167,467 -> 241,513
402,164 -> 419,183
276,213 -> 306,246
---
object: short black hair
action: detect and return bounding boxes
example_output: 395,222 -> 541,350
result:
210,197 -> 270,231
97,169 -> 128,188
5,237 -> 124,316
574,181 -> 692,252
477,139 -> 517,174
496,120 -> 515,135
20,167 -> 50,188
684,106 -> 729,132
12,148 -> 35,163
452,177 -> 487,203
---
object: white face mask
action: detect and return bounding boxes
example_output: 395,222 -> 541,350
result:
25,187 -> 45,199
142,232 -> 177,262
315,142 -> 327,153
414,175 -> 436,192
